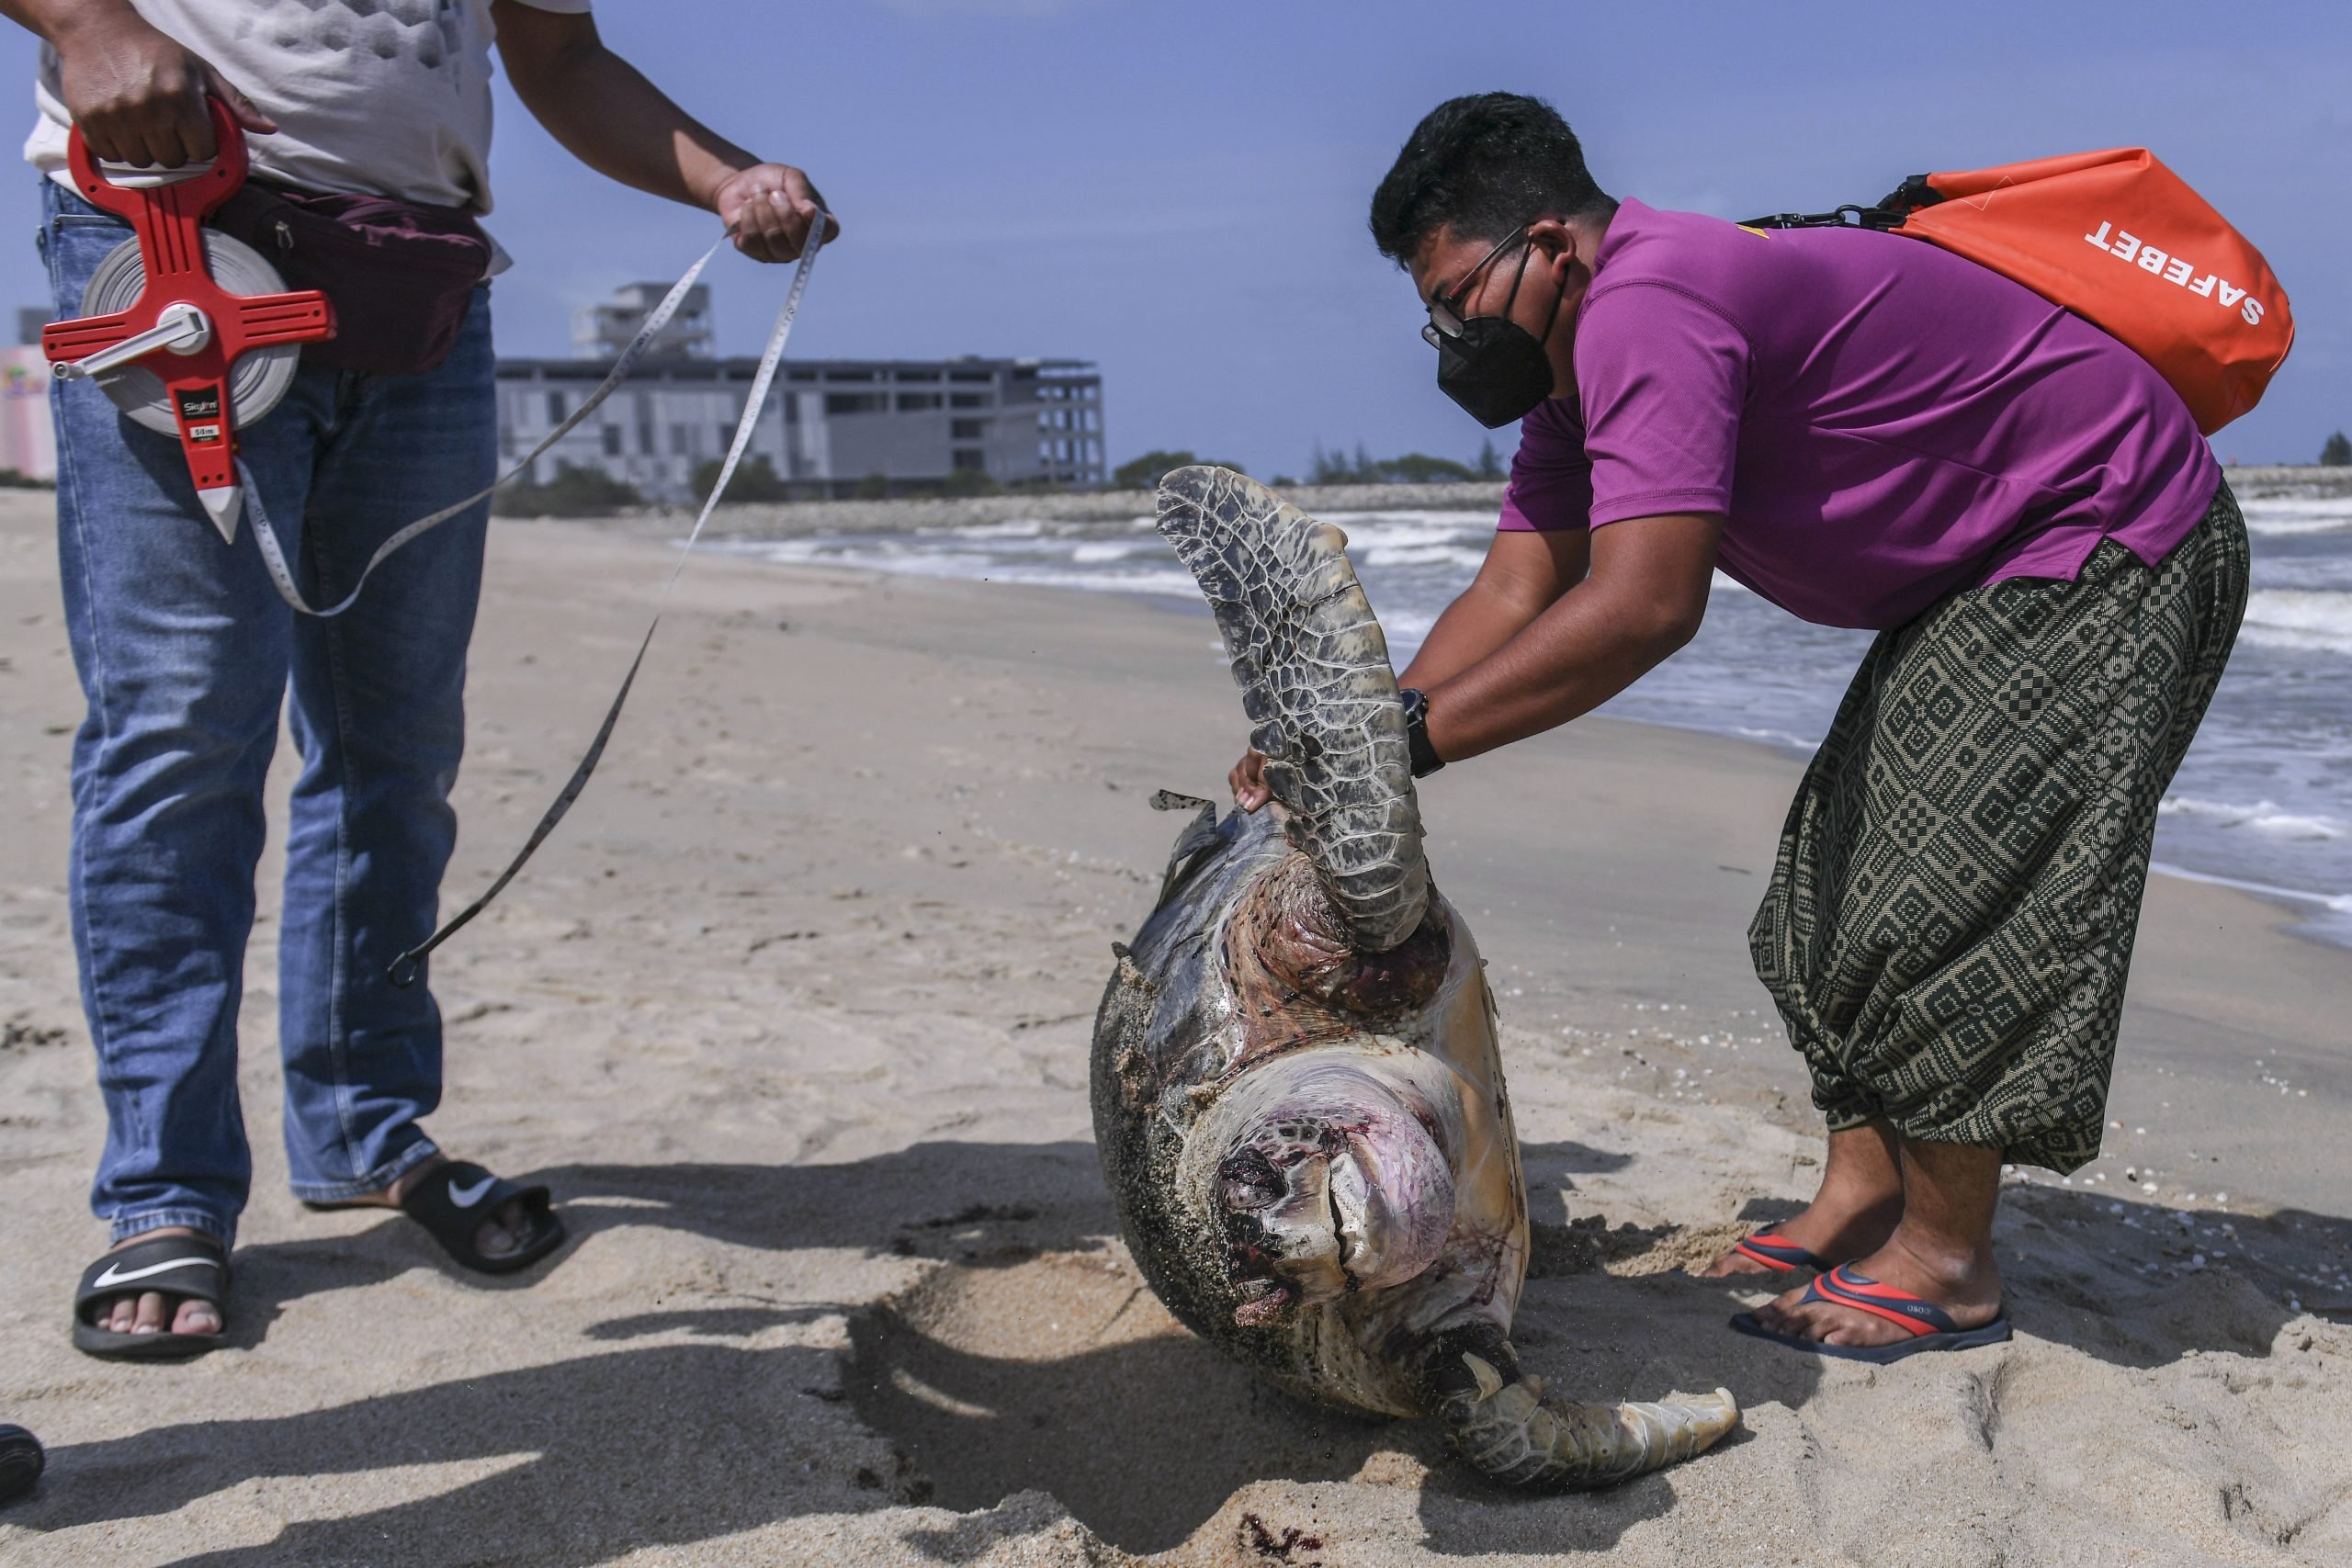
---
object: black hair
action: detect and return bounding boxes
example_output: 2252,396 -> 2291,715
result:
1368,92 -> 1614,265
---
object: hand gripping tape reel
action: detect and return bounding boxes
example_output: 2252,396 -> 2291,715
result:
40,98 -> 335,542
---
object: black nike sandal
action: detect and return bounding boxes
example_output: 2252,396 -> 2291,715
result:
73,1233 -> 230,1360
0,1425 -> 44,1506
401,1161 -> 564,1275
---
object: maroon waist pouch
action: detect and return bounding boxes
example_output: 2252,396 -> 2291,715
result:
211,179 -> 495,376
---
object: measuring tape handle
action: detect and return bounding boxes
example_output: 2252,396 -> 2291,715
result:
64,96 -> 248,223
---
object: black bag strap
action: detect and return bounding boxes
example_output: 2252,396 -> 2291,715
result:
1741,173 -> 1942,232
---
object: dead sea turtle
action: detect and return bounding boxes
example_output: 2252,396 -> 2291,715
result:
1091,467 -> 1739,1489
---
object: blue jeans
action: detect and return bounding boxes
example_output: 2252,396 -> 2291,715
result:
43,181 -> 497,1250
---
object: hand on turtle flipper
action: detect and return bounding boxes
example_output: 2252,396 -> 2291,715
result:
95,1227 -> 221,1339
1229,748 -> 1271,812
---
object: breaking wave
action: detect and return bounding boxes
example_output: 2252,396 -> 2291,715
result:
725,536 -> 1198,599
2160,795 -> 2346,842
704,497 -> 2352,946
2239,590 -> 2352,658
2237,496 -> 2352,537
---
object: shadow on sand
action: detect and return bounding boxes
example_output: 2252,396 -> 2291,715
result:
20,1137 -> 2349,1562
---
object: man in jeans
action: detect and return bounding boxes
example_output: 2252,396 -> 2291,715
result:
7,0 -> 836,1357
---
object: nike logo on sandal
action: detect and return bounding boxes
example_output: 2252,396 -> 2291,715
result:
90,1256 -> 220,1291
448,1175 -> 499,1209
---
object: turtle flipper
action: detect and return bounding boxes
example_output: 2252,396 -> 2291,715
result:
1153,466 -> 1428,953
1442,1351 -> 1739,1490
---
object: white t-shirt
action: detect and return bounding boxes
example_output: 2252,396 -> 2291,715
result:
25,0 -> 592,211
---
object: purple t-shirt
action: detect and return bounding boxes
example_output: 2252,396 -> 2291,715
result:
1498,198 -> 2219,629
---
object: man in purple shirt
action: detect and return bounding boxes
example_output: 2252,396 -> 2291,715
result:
1235,94 -> 2245,1362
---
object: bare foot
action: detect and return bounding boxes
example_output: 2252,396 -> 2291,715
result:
347,1154 -> 533,1259
1697,1120 -> 1905,1278
92,1227 -> 222,1340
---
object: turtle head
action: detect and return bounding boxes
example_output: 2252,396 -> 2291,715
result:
1200,1063 -> 1456,1328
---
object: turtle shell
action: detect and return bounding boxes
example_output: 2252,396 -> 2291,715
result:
1091,801 -> 1528,1416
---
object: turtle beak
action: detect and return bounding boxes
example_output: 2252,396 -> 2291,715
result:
1328,1126 -> 1455,1292
1196,1064 -> 1460,1329
1218,1122 -> 1457,1329
1328,1147 -> 1376,1276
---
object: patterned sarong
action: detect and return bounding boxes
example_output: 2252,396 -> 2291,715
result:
1749,482 -> 2248,1173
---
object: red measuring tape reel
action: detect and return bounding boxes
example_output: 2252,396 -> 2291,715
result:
40,98 -> 335,541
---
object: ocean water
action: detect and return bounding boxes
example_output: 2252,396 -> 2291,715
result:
724,490 -> 2352,946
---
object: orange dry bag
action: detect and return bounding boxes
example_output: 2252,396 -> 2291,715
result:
1749,149 -> 2293,434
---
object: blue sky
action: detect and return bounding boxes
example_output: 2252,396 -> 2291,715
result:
3,0 -> 2346,473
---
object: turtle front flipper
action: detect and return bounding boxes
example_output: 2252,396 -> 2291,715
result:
1435,1345 -> 1740,1490
1155,467 -> 1428,953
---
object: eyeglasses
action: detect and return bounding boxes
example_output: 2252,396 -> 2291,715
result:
1422,225 -> 1532,347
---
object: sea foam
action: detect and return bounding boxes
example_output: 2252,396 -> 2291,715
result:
2237,496 -> 2352,537
2240,590 -> 2352,658
2160,795 -> 2346,842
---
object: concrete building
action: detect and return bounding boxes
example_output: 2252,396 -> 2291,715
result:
498,287 -> 1106,501
0,346 -> 56,482
7,283 -> 1106,498
572,281 -> 715,361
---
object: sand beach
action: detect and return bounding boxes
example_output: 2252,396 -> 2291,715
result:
3,490 -> 2350,1565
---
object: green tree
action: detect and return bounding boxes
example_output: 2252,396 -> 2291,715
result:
2322,430 -> 2352,467
854,472 -> 890,501
1379,452 -> 1477,483
492,462 -> 645,518
941,464 -> 1002,496
1112,448 -> 1198,491
691,453 -> 794,503
1308,445 -> 1503,485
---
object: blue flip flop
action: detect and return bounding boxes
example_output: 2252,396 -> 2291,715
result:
1731,1263 -> 2013,1363
1729,1228 -> 1831,1274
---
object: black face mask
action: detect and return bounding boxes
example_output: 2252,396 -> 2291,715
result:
1435,315 -> 1558,428
1431,243 -> 1564,429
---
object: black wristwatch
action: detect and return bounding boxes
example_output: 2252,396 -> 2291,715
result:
1399,687 -> 1444,778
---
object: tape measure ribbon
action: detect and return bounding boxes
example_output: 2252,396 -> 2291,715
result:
241,223 -> 808,618
232,220 -> 827,985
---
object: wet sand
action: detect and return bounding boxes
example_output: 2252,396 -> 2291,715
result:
2,491 -> 2348,1565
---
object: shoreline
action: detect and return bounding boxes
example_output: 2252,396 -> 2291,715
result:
679,522 -> 2352,954
692,479 -> 1507,538
600,462 -> 2352,542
